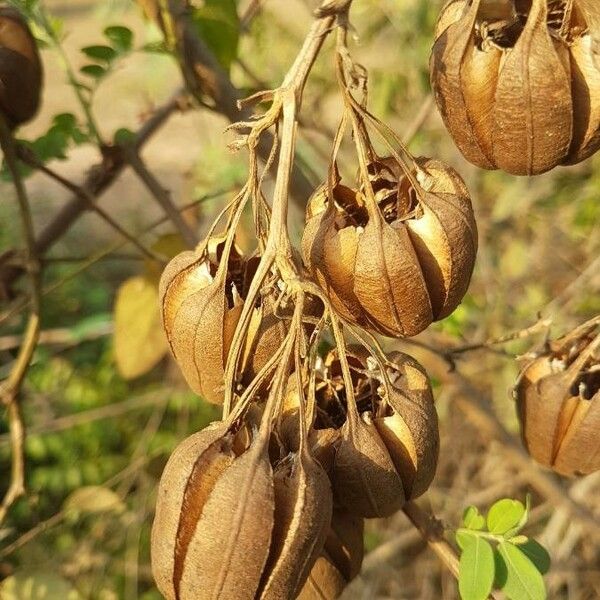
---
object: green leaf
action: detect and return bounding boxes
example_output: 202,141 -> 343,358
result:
497,542 -> 547,600
518,540 -> 551,575
458,536 -> 495,600
463,506 -> 486,530
81,44 -> 117,63
487,499 -> 526,535
104,25 -> 134,52
456,530 -> 477,552
113,127 -> 136,146
192,0 -> 239,71
80,64 -> 106,79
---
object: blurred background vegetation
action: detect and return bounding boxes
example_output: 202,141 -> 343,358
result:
0,0 -> 599,598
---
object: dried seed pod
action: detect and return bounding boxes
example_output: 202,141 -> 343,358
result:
298,510 -> 364,600
258,450 -> 333,599
326,347 -> 438,516
151,421 -> 236,599
159,237 -> 285,403
431,0 -> 600,174
334,410 -> 406,518
152,422 -> 275,600
0,7 -> 42,127
515,324 -> 600,476
178,437 -> 275,599
374,351 -> 439,500
303,156 -> 477,337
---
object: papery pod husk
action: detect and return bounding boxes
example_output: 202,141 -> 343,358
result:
374,351 -> 439,500
352,214 -> 433,337
296,555 -> 347,600
515,350 -> 600,477
0,7 -> 42,127
178,436 -> 275,599
430,0 -> 498,169
565,27 -> 600,164
431,0 -> 600,174
493,0 -> 573,175
160,239 -> 286,403
258,450 -> 333,600
302,185 -> 369,325
392,156 -> 478,321
297,510 -> 364,600
159,240 -> 239,403
302,184 -> 434,337
151,421 -> 236,600
333,411 -> 405,518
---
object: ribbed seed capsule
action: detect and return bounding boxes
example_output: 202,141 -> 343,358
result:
431,0 -> 600,174
178,437 -> 274,599
0,7 -> 42,127
302,156 -> 476,338
515,325 -> 600,477
298,510 -> 364,600
159,236 -> 285,403
374,351 -> 439,500
151,422 -> 236,599
328,348 -> 439,517
258,450 -> 333,599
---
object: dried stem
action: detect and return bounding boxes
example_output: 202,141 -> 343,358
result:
125,148 -> 199,248
0,114 -> 41,524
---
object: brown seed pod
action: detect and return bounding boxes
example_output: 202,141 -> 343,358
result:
258,449 -> 333,599
328,348 -> 439,517
151,421 -> 236,599
374,351 -> 439,500
152,420 -> 276,600
302,156 -> 477,338
515,323 -> 600,477
178,437 -> 274,599
0,7 -> 42,127
431,0 -> 600,174
297,510 -> 364,600
159,236 -> 286,403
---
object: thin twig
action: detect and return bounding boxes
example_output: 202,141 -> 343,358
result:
0,114 -> 41,524
17,148 -> 163,262
125,148 -> 198,248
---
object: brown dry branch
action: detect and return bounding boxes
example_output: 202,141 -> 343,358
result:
0,88 -> 189,302
0,114 -> 41,526
15,148 -> 163,262
124,147 -> 199,248
140,0 -> 315,202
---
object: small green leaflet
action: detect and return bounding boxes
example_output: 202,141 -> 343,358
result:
192,0 -> 239,71
81,45 -> 117,63
517,539 -> 551,575
463,505 -> 485,530
458,536 -> 495,600
104,25 -> 133,52
496,541 -> 547,600
487,499 -> 525,535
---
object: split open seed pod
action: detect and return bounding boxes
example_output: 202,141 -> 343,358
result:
302,155 -> 477,338
0,7 -> 42,127
431,0 -> 600,174
298,509 -> 364,600
515,322 -> 600,476
258,446 -> 333,599
151,421 -> 275,600
159,235 -> 286,403
374,350 -> 440,500
325,347 -> 438,517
